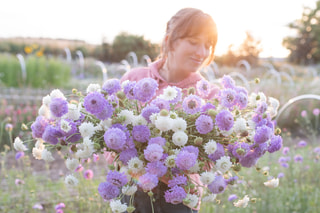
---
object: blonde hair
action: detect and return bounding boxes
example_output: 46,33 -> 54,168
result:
160,8 -> 218,66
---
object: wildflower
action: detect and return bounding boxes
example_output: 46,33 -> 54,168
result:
148,137 -> 166,146
195,114 -> 213,134
64,104 -> 81,121
138,173 -> 158,191
282,147 -> 290,155
220,88 -> 237,108
98,182 -> 119,200
239,151 -> 259,168
268,135 -> 283,153
159,86 -> 179,103
79,122 -> 95,138
221,75 -> 235,89
228,194 -> 238,201
5,123 -> 13,132
154,115 -> 172,131
75,164 -> 84,172
128,157 -> 144,174
277,173 -> 285,178
122,185 -> 138,196
297,140 -> 307,148
165,155 -> 176,168
165,186 -> 187,204
102,79 -> 121,95
123,81 -> 136,99
32,204 -> 44,210
42,125 -> 63,145
264,178 -> 279,188
15,151 -> 25,160
183,193 -> 199,208
104,128 -> 127,151
13,137 -> 28,151
146,161 -> 168,177
41,149 -> 54,162
175,151 -> 197,170
200,171 -> 216,185
233,118 -> 247,134
208,143 -> 225,162
196,79 -> 211,98
215,110 -> 234,131
132,125 -> 150,143
65,174 -> 79,187
204,140 -> 217,155
66,158 -> 79,171
31,116 -> 48,138
119,148 -> 138,165
313,108 -> 320,116
168,175 -> 188,187
144,144 -> 163,162
172,118 -> 187,132
141,106 -> 160,123
50,98 -> 68,117
202,194 -> 217,202
233,195 -> 250,208
15,178 -> 25,185
109,200 -> 127,213
150,98 -> 170,111
182,95 -> 202,114
84,169 -> 94,180
118,109 -> 135,125
55,203 -> 66,211
216,156 -> 232,173
301,110 -> 307,117
133,78 -> 158,102
172,131 -> 188,147
83,92 -> 107,114
86,83 -> 101,93
253,125 -> 272,144
208,175 -> 227,194
294,154 -> 303,163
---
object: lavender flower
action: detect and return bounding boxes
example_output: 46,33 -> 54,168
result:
104,128 -> 127,151
297,140 -> 307,148
313,108 -> 320,116
215,110 -> 234,131
61,120 -> 81,143
239,150 -> 259,168
15,151 -> 25,160
200,102 -> 216,113
98,182 -> 119,200
235,90 -> 248,109
164,186 -> 187,204
31,116 -> 48,138
182,95 -> 202,114
133,78 -> 158,102
268,135 -> 283,153
252,142 -> 268,158
181,145 -> 199,158
232,142 -> 250,159
150,98 -> 170,111
141,106 -> 160,123
255,101 -> 268,114
196,79 -> 211,98
253,125 -> 272,144
168,175 -> 188,188
208,175 -> 227,194
144,144 -> 164,162
175,151 -> 197,170
220,88 -> 237,108
42,125 -> 63,145
282,147 -> 290,155
84,169 -> 94,180
123,81 -> 136,100
208,143 -> 225,162
132,125 -> 150,143
294,155 -> 303,163
228,194 -> 238,201
83,92 -> 107,114
277,172 -> 285,178
106,170 -> 128,187
148,137 -> 166,146
146,161 -> 168,177
102,79 -> 121,95
55,203 -> 66,210
195,114 -> 213,134
50,98 -> 68,117
119,148 -> 138,165
138,173 -> 158,191
221,75 -> 235,89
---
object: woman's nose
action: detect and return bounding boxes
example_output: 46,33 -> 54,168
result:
195,44 -> 208,58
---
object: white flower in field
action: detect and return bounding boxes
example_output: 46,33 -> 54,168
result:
233,117 -> 247,134
127,157 -> 144,174
41,149 -> 54,162
188,160 -> 200,173
50,89 -> 66,100
118,110 -> 134,125
99,119 -> 112,130
264,178 -> 279,188
233,195 -> 249,208
268,97 -> 280,110
172,131 -> 188,147
86,83 -> 101,93
38,104 -> 50,118
155,115 -> 172,132
64,104 -> 81,121
122,185 -> 138,196
66,158 -> 79,171
200,171 -> 216,185
75,137 -> 95,159
183,194 -> 199,208
172,117 -> 187,132
132,115 -> 148,126
159,86 -> 178,102
42,95 -> 51,106
65,174 -> 79,187
109,200 -> 127,213
79,122 -> 95,138
34,139 -> 45,150
60,119 -> 72,133
202,193 -> 217,202
165,155 -> 176,168
13,137 -> 28,151
204,140 -> 217,155
32,147 -> 43,160
216,156 -> 232,173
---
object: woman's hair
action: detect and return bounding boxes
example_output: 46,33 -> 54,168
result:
160,8 -> 218,66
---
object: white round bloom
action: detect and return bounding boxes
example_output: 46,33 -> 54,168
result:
204,140 -> 217,155
121,80 -> 130,88
66,158 -> 79,171
155,116 -> 172,132
258,92 -> 267,102
233,195 -> 250,208
75,137 -> 95,159
38,104 -> 50,118
127,157 -> 144,174
99,118 -> 112,130
202,193 -> 217,202
122,185 -> 138,196
172,117 -> 187,132
42,95 -> 51,106
60,119 -> 72,133
64,104 -> 81,121
118,110 -> 135,125
247,120 -> 256,130
41,149 -> 54,162
34,139 -> 45,150
183,194 -> 199,208
86,83 -> 101,93
160,86 -> 178,102
264,178 -> 279,188
188,160 -> 200,173
149,113 -> 158,125
216,156 -> 232,173
249,93 -> 258,106
50,89 -> 66,100
13,137 -> 28,151
172,131 -> 188,147
32,147 -> 43,160
200,171 -> 216,185
65,174 -> 79,187
132,115 -> 148,126
110,200 -> 127,213
79,122 -> 95,138
165,155 -> 176,168
233,118 -> 247,134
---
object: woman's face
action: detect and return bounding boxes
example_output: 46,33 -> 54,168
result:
167,33 -> 211,78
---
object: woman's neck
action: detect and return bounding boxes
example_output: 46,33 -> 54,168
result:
159,60 -> 189,83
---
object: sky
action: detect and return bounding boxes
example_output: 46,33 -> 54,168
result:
0,0 -> 318,58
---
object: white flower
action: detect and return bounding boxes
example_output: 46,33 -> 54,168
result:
75,137 -> 95,159
122,185 -> 138,196
66,158 -> 79,171
149,113 -> 158,125
200,171 -> 216,185
160,86 -> 178,101
233,118 -> 247,134
204,140 -> 217,155
258,92 -> 267,102
154,116 -> 172,131
264,178 -> 279,188
128,157 -> 144,174
132,115 -> 147,126
165,155 -> 176,168
41,149 -> 54,162
121,80 -> 130,88
42,95 -> 51,106
32,147 -> 43,160
188,160 -> 200,173
60,119 -> 72,133
38,104 -> 50,118
99,119 -> 112,130
216,156 -> 232,173
64,104 -> 81,121
109,200 -> 127,213
34,139 -> 45,150
118,110 -> 134,125
172,117 -> 187,132
233,195 -> 250,208
86,83 -> 101,93
202,193 -> 217,202
183,194 -> 199,208
172,131 -> 188,147
79,122 -> 95,138
65,174 -> 79,187
247,120 -> 256,130
50,89 -> 66,100
13,137 -> 28,151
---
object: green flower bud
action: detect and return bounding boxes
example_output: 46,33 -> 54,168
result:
160,109 -> 169,117
108,164 -> 115,170
232,164 -> 241,172
208,109 -> 217,117
275,128 -> 281,135
188,87 -> 196,95
72,88 -> 77,94
255,78 -> 260,84
251,198 -> 257,203
116,91 -> 126,100
21,123 -> 28,131
148,191 -> 154,197
194,137 -> 203,146
127,206 -> 135,213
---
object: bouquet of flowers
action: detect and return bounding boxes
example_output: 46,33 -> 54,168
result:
15,75 -> 283,212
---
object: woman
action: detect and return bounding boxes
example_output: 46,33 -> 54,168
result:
119,7 -> 219,213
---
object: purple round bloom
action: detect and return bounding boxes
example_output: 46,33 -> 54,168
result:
175,151 -> 197,170
50,97 -> 68,117
95,102 -> 114,120
141,105 -> 160,123
132,125 -> 150,143
42,125 -> 63,145
31,116 -> 48,138
282,147 -> 290,155
98,182 -> 119,200
146,161 -> 168,177
195,114 -> 213,134
314,147 -> 320,154
226,176 -> 239,185
254,125 -> 272,144
239,150 -> 259,168
61,120 -> 81,143
313,108 -> 320,116
208,175 -> 227,194
232,142 -> 250,159
255,101 -> 268,114
268,135 -> 283,153
228,194 -> 238,201
119,148 -> 138,165
181,145 -> 199,158
15,151 -> 25,160
196,79 -> 211,98
104,128 -> 127,151
278,156 -> 290,163
148,137 -> 166,146
221,75 -> 235,89
168,175 -> 188,188
144,144 -> 163,162
220,88 -> 237,109
106,170 -> 128,187
84,169 -> 94,180
150,98 -> 170,111
253,142 -> 268,157
133,78 -> 158,102
102,79 -> 121,95
281,162 -> 289,168
138,173 -> 158,191
83,92 -> 107,114
208,143 -> 225,162
215,110 -> 234,131
277,172 -> 285,178
123,81 -> 136,100
200,102 -> 216,113
297,140 -> 307,148
164,186 -> 187,204
182,95 -> 202,114
55,203 -> 66,210
235,91 -> 248,109
294,154 -> 303,163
